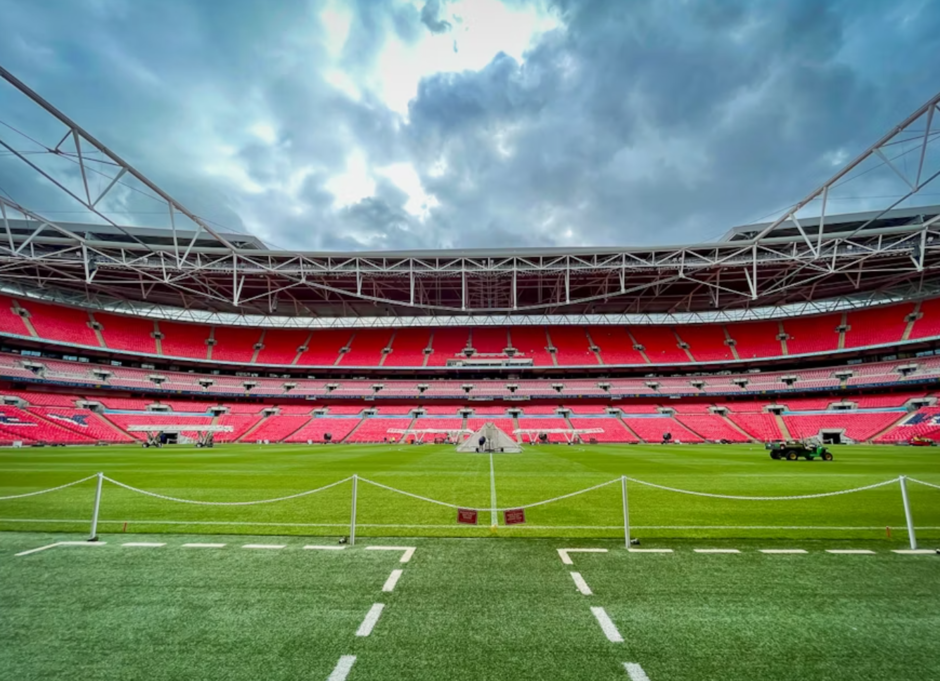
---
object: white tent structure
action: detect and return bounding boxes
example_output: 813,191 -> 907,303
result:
456,422 -> 522,453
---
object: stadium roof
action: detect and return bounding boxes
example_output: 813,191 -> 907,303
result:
2,66 -> 940,325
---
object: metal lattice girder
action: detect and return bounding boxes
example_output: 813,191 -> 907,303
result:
2,67 -> 940,317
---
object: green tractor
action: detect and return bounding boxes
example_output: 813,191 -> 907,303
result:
767,440 -> 833,461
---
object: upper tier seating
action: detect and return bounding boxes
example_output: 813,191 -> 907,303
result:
426,328 -> 470,366
384,328 -> 431,367
3,296 -> 940,368
342,329 -> 393,367
508,327 -> 554,366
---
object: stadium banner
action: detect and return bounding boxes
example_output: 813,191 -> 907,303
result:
503,508 -> 526,525
457,508 -> 478,525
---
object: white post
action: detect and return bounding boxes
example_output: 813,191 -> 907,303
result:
899,475 -> 917,550
349,474 -> 358,546
621,476 -> 630,548
88,472 -> 104,542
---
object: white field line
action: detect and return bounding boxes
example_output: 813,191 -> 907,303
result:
826,549 -> 876,555
182,543 -> 226,548
303,545 -> 346,551
623,662 -> 652,681
628,548 -> 673,553
893,549 -> 936,555
570,571 -> 593,595
489,452 -> 498,527
355,603 -> 385,637
558,548 -> 608,565
366,546 -> 416,563
590,606 -> 623,643
16,541 -> 106,557
382,569 -> 404,593
760,549 -> 808,554
7,518 -> 940,531
121,542 -> 165,547
242,544 -> 286,550
694,549 -> 740,554
327,655 -> 357,681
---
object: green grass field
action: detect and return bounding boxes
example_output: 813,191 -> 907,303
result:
2,443 -> 939,679
0,442 -> 938,540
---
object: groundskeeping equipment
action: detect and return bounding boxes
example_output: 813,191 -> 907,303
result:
767,441 -> 834,461
456,422 -> 522,453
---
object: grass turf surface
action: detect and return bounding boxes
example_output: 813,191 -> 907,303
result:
2,533 -> 938,680
0,443 -> 938,541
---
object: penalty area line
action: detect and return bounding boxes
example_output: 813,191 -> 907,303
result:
356,603 -> 385,637
570,571 -> 593,595
590,606 -> 623,643
15,541 -> 106,557
623,662 -> 652,680
327,655 -> 356,681
382,569 -> 403,593
558,548 -> 608,565
365,545 -> 416,563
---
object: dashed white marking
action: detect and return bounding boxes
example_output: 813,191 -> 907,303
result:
570,571 -> 593,595
182,543 -> 226,548
558,548 -> 608,565
355,603 -> 385,637
826,549 -> 876,555
121,542 -> 165,547
382,569 -> 404,592
892,549 -> 935,555
628,548 -> 673,553
327,655 -> 357,681
694,549 -> 740,554
590,606 -> 623,643
760,549 -> 808,554
242,544 -> 285,550
303,544 -> 346,551
623,662 -> 652,680
366,545 -> 416,563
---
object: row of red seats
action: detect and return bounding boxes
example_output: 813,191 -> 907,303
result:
2,295 -> 937,367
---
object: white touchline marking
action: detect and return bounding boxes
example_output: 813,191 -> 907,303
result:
628,548 -> 673,553
892,549 -> 936,555
15,542 -> 63,556
182,543 -> 226,548
694,549 -> 740,554
382,569 -> 403,592
366,546 -> 417,563
121,542 -> 165,547
327,655 -> 357,681
242,544 -> 286,550
760,549 -> 808,554
826,549 -> 876,554
623,662 -> 652,680
558,548 -> 608,565
570,571 -> 593,595
303,545 -> 346,550
356,603 -> 385,637
17,541 -> 107,556
590,606 -> 623,643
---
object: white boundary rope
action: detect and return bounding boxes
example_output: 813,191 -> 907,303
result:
0,474 -> 98,501
359,477 -> 463,509
908,477 -> 940,491
102,475 -> 353,506
623,476 -> 900,501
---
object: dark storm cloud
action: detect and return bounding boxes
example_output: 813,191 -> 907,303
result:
0,0 -> 938,252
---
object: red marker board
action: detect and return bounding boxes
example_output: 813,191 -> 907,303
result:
457,508 -> 478,525
503,508 -> 526,525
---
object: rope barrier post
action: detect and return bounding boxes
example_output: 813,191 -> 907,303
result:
349,474 -> 358,547
621,476 -> 630,548
88,472 -> 104,542
899,475 -> 917,550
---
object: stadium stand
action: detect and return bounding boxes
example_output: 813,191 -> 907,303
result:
29,407 -> 133,442
674,414 -> 749,442
97,312 -> 159,354
255,329 -> 309,365
384,328 -> 432,367
285,417 -> 361,443
514,417 -> 572,442
18,300 -> 99,347
342,329 -> 393,367
568,417 -> 637,442
346,417 -> 410,443
159,321 -> 210,360
782,314 -> 841,355
299,329 -> 352,366
623,417 -> 703,443
212,327 -> 262,363
843,304 -> 912,348
728,413 -> 783,440
549,327 -> 596,365
426,328 -> 470,366
729,320 -> 782,359
243,414 -> 311,442
783,412 -> 904,442
508,327 -> 554,366
630,327 -> 689,364
471,327 -> 508,354
589,327 -> 646,364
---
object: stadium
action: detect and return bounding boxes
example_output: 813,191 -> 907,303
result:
2,61 -> 940,681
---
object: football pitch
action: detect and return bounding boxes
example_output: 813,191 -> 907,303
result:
2,443 -> 940,680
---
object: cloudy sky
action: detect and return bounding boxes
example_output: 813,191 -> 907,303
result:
0,0 -> 938,252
